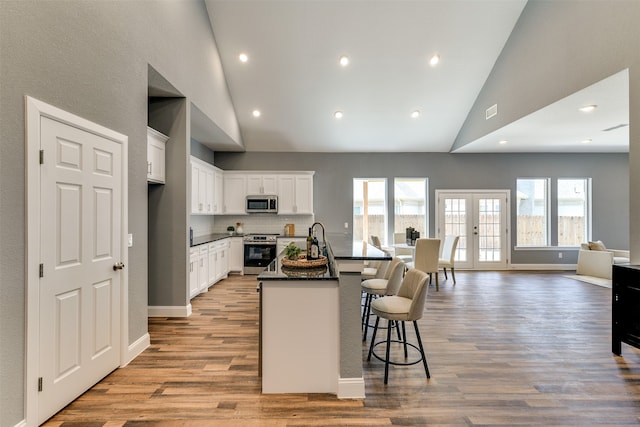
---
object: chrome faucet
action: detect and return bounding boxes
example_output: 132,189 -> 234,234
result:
311,222 -> 327,256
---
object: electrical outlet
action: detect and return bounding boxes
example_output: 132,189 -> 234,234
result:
128,234 -> 133,247
344,222 -> 349,229
558,252 -> 563,259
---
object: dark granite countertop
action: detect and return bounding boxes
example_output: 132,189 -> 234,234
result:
326,232 -> 391,261
258,232 -> 390,281
190,233 -> 240,247
258,252 -> 338,281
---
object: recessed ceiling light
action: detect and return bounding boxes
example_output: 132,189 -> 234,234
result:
429,53 -> 440,67
411,110 -> 420,119
334,111 -> 344,119
252,109 -> 261,118
499,140 -> 508,145
239,53 -> 249,63
581,138 -> 592,144
579,104 -> 597,112
339,55 -> 349,66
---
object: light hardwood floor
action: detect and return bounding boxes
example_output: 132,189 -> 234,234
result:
44,271 -> 640,426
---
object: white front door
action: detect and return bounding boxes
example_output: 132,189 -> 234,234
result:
436,190 -> 510,270
38,115 -> 124,423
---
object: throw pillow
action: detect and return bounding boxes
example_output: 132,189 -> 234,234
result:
589,240 -> 607,251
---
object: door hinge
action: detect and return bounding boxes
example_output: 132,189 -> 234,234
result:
38,377 -> 43,392
39,150 -> 44,164
39,263 -> 44,278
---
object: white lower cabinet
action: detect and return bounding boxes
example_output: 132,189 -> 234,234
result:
189,238 -> 231,300
189,248 -> 200,299
208,243 -> 217,286
229,236 -> 243,274
198,245 -> 208,293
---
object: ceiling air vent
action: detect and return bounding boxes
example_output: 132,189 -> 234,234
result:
486,104 -> 497,120
602,123 -> 628,132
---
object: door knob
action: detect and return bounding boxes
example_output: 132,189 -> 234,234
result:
113,262 -> 125,271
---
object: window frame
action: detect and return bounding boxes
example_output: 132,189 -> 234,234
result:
393,177 -> 428,242
516,177 -> 550,248
352,177 -> 388,245
556,178 -> 592,247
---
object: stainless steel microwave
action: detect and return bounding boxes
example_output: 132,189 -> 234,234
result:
246,195 -> 278,213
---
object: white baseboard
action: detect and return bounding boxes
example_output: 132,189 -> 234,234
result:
509,263 -> 577,270
121,332 -> 150,367
337,377 -> 366,399
148,304 -> 192,318
13,420 -> 26,427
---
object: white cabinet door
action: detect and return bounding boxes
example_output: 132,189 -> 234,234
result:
277,174 -> 313,215
223,174 -> 247,214
277,175 -> 296,214
262,175 -> 278,195
208,243 -> 217,285
293,175 -> 313,214
197,166 -> 208,214
191,157 -> 216,215
191,162 -> 200,214
247,174 -> 278,195
189,248 -> 199,299
205,167 -> 214,214
213,168 -> 224,214
229,237 -> 243,273
220,244 -> 229,277
247,174 -> 263,195
147,127 -> 168,184
198,246 -> 208,293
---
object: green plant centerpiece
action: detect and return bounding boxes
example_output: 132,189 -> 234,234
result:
284,243 -> 303,260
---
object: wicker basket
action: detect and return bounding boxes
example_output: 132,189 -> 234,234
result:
281,265 -> 327,278
281,254 -> 328,269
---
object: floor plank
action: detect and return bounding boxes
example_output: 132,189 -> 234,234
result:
44,271 -> 640,426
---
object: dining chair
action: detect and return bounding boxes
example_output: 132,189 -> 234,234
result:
407,238 -> 441,290
393,232 -> 413,263
438,235 -> 460,284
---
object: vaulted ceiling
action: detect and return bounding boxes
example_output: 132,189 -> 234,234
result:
204,1 -> 628,153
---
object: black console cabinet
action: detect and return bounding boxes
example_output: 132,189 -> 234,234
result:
612,264 -> 640,355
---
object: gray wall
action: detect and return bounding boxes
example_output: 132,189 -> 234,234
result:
454,0 -> 640,261
215,152 -> 629,264
1,0 -> 639,425
0,1 -> 238,424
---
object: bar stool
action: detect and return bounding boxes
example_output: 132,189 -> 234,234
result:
367,268 -> 430,384
361,257 -> 404,341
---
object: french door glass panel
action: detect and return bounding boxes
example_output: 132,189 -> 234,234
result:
437,191 -> 509,269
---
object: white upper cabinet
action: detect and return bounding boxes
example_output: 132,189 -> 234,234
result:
247,174 -> 278,195
223,173 -> 247,214
277,172 -> 314,215
147,127 -> 168,184
190,156 -> 218,215
213,167 -> 224,214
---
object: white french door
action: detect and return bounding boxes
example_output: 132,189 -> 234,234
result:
436,190 -> 510,270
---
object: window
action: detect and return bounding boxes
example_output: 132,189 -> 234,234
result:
557,178 -> 591,246
394,178 -> 427,241
517,178 -> 549,246
353,178 -> 387,244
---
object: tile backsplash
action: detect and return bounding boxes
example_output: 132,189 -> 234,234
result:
190,214 -> 315,237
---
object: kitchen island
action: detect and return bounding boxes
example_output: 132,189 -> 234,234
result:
258,232 -> 390,398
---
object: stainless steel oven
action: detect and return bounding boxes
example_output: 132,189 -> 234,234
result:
243,234 -> 278,274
